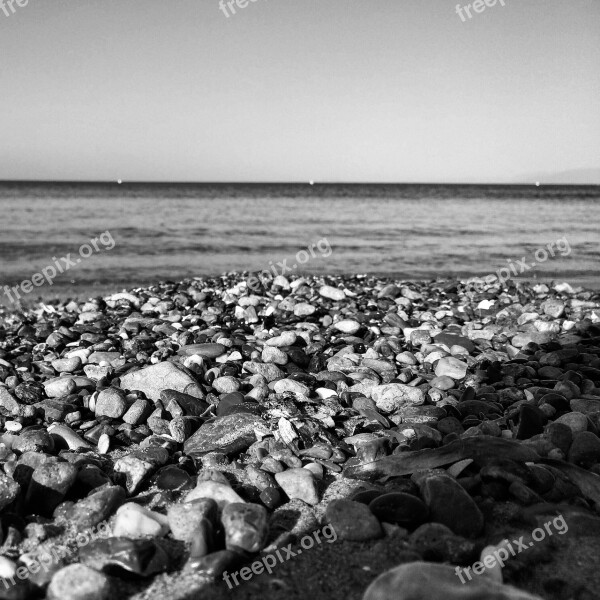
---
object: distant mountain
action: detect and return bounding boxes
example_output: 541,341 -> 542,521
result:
515,168 -> 600,185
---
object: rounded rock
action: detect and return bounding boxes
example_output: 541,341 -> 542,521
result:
47,564 -> 112,600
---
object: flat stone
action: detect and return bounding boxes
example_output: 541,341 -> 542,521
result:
161,389 -> 210,417
368,493 -> 428,530
266,331 -> 297,347
88,351 -> 124,367
184,413 -> 269,457
334,320 -> 361,334
433,333 -> 475,353
119,362 -> 202,402
325,499 -> 383,541
177,344 -> 227,359
419,474 -> 484,538
79,537 -> 169,577
294,302 -> 316,317
319,285 -> 346,301
512,332 -> 553,348
64,485 -> 126,530
51,356 -> 82,373
435,357 -> 468,380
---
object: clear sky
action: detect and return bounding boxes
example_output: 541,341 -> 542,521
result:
0,0 -> 598,183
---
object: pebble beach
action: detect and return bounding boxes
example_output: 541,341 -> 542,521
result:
1,272 -> 600,600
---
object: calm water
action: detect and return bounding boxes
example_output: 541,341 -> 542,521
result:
0,182 -> 599,303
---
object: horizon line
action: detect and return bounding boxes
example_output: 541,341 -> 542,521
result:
0,180 -> 598,186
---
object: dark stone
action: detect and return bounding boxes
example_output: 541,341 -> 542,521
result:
184,413 -> 268,457
154,465 -> 194,491
161,389 -> 210,417
26,461 -> 78,516
433,332 -> 475,353
216,392 -> 245,416
63,485 -> 126,530
79,537 -> 170,577
419,474 -> 484,538
368,492 -> 428,530
516,404 -> 545,440
568,432 -> 600,468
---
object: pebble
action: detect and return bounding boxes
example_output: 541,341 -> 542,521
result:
47,564 -> 112,600
419,474 -> 484,538
319,285 -> 346,301
26,461 -> 78,515
363,562 -> 544,600
334,319 -> 361,334
184,413 -> 269,457
185,480 -> 245,510
43,377 -> 77,398
113,502 -> 170,538
555,412 -> 588,434
221,502 -> 269,552
79,537 -> 170,577
325,499 -> 383,541
212,376 -> 240,394
368,492 -> 428,530
371,383 -> 426,413
119,361 -> 203,401
568,431 -> 600,468
434,357 -> 468,380
95,387 -> 128,418
275,468 -> 320,505
167,498 -> 217,542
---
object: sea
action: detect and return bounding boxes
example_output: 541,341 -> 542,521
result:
0,182 -> 598,305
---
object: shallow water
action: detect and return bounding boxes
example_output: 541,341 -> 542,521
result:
0,182 -> 598,304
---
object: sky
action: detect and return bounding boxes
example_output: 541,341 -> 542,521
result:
0,0 -> 598,183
